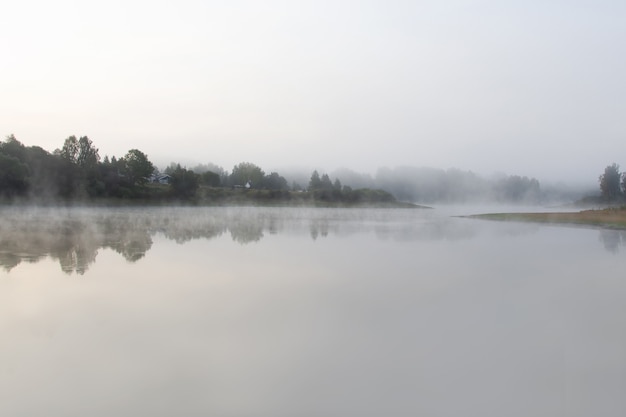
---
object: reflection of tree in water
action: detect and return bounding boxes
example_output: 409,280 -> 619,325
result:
0,252 -> 22,272
56,245 -> 98,275
598,230 -> 626,254
229,220 -> 264,244
50,220 -> 100,274
0,208 -> 270,272
0,207 -> 524,274
0,251 -> 44,272
106,231 -> 153,262
0,211 -> 153,274
0,219 -> 45,271
160,222 -> 226,243
309,220 -> 330,240
0,217 -> 100,274
267,217 -> 279,235
373,219 -> 478,242
99,215 -> 153,262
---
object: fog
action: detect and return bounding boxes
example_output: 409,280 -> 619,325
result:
0,205 -> 618,275
2,1 -> 625,185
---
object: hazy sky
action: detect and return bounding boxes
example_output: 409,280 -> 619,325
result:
2,0 -> 624,184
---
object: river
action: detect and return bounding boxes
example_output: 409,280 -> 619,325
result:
1,206 -> 624,417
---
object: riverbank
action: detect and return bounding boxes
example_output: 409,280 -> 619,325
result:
0,187 -> 430,209
466,207 -> 626,229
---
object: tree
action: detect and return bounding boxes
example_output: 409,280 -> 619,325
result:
0,153 -> 29,196
1,135 -> 27,161
262,172 -> 289,190
163,162 -> 179,175
23,145 -> 72,199
57,135 -> 79,163
0,135 -> 82,199
76,136 -> 100,169
190,162 -> 226,178
55,135 -> 103,197
599,163 -> 622,200
494,175 -> 541,203
320,174 -> 333,190
57,135 -> 99,168
122,149 -> 154,186
308,170 -> 321,190
97,155 -> 124,197
170,166 -> 200,199
230,162 -> 264,188
200,170 -> 221,187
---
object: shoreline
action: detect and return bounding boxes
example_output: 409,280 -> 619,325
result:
0,198 -> 431,210
464,207 -> 626,229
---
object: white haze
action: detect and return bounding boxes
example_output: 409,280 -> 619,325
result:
1,0 -> 625,185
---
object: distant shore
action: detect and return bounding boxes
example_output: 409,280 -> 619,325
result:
465,207 -> 626,229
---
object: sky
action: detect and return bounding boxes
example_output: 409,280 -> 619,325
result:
1,0 -> 625,185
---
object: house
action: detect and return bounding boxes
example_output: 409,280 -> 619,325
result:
151,174 -> 172,184
233,181 -> 252,189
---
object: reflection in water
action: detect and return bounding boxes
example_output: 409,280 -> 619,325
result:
2,206 -> 626,417
0,210 -> 154,274
598,229 -> 626,254
230,221 -> 264,244
0,206 -> 621,274
310,218 -> 330,240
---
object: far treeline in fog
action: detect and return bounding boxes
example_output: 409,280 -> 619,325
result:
0,134 -> 607,205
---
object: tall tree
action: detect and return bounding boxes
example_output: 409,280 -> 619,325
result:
57,136 -> 79,163
122,149 -> 154,186
308,170 -> 321,190
320,174 -> 333,190
55,135 -> 102,196
76,136 -> 100,169
599,163 -> 622,200
57,135 -> 99,168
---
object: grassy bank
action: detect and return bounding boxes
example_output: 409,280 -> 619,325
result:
467,207 -> 626,229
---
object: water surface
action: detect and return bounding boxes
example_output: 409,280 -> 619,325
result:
1,206 -> 625,417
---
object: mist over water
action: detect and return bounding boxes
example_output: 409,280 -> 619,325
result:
1,206 -> 625,416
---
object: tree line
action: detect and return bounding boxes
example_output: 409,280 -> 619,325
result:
372,166 -> 542,204
0,135 -> 288,201
0,134 -> 396,203
0,134 -> 157,200
1,133 -> 552,204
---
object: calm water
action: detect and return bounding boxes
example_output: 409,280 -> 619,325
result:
1,206 -> 625,417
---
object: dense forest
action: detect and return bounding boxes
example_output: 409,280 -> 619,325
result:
0,134 -> 606,205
